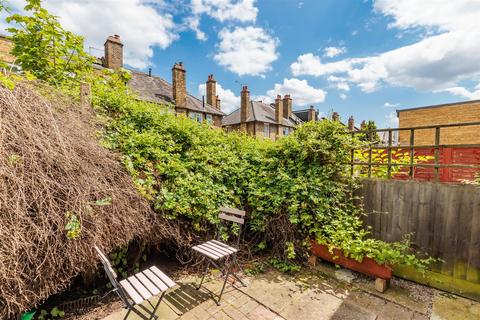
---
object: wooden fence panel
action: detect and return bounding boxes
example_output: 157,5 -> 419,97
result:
358,179 -> 480,300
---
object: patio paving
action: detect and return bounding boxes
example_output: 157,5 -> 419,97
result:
101,264 -> 480,320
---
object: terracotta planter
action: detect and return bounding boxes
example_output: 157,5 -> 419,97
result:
311,241 -> 392,280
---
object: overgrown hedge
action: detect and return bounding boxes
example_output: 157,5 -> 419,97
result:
92,70 -> 434,268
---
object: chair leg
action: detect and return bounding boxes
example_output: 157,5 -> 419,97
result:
197,260 -> 211,290
216,265 -> 231,306
231,254 -> 247,287
122,309 -> 131,320
150,292 -> 165,319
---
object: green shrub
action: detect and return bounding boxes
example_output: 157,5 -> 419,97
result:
89,70 -> 434,271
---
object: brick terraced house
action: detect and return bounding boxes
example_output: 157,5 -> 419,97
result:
222,86 -> 308,140
100,35 -> 225,126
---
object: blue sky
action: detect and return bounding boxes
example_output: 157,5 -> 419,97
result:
3,0 -> 480,127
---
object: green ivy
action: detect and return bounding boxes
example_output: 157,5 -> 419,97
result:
88,70 -> 435,271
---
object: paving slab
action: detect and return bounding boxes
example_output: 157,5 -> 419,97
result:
431,293 -> 480,320
101,267 -> 480,320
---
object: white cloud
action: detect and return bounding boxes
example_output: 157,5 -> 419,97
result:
435,83 -> 480,100
339,93 -> 347,100
323,46 -> 346,58
191,0 -> 258,23
383,102 -> 399,108
291,1 -> 480,94
251,95 -> 273,105
184,15 -> 207,41
198,82 -> 240,114
39,0 -> 179,69
214,26 -> 279,77
265,78 -> 326,106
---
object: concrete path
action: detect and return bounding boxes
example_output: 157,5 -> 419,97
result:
102,265 -> 480,320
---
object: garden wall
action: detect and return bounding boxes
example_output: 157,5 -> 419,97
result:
358,179 -> 480,301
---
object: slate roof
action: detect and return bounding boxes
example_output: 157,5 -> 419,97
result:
222,100 -> 302,127
128,70 -> 224,116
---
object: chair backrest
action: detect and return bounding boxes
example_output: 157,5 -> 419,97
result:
94,245 -> 131,306
217,206 -> 246,247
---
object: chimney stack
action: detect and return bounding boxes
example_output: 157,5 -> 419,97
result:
348,116 -> 355,131
104,34 -> 123,69
240,86 -> 250,122
275,95 -> 283,124
172,62 -> 187,108
360,120 -> 366,130
206,74 -> 217,108
308,105 -> 316,121
216,95 -> 221,110
332,112 -> 340,122
283,94 -> 292,119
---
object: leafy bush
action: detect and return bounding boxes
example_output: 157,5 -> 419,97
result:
5,0 -> 94,86
90,70 -> 434,270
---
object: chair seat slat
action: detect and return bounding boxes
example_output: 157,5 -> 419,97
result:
143,269 -> 169,292
219,213 -> 244,224
150,266 -> 176,288
210,240 -> 238,252
195,244 -> 225,259
219,207 -> 246,216
126,275 -> 153,301
193,245 -> 224,260
206,240 -> 237,254
119,279 -> 144,305
202,242 -> 233,256
135,273 -> 160,296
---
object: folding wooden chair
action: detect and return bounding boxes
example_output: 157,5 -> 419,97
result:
94,245 -> 176,320
192,206 -> 247,305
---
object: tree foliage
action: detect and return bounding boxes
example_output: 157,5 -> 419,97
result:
5,0 -> 94,86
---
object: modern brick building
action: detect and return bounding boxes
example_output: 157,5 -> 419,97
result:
397,100 -> 480,145
222,86 -> 307,140
100,35 -> 225,126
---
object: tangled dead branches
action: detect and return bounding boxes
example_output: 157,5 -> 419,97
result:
0,83 -> 174,318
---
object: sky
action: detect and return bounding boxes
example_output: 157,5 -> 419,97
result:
3,0 -> 480,127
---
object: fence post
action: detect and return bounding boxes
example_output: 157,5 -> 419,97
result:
387,129 -> 392,179
350,132 -> 354,176
434,127 -> 440,182
409,129 -> 415,178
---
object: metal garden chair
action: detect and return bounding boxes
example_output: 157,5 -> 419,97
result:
192,206 -> 247,305
94,245 -> 176,320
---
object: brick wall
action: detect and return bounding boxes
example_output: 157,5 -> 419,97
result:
0,36 -> 15,64
398,101 -> 480,145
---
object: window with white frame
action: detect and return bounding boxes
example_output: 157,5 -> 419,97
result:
264,123 -> 270,137
283,127 -> 290,136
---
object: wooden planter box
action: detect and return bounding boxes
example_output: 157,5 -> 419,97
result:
311,241 -> 392,289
